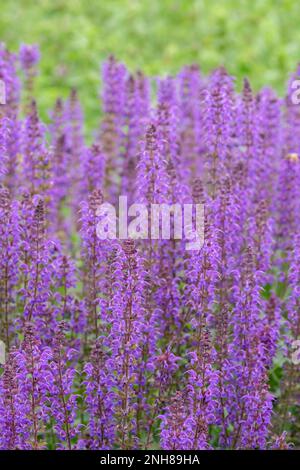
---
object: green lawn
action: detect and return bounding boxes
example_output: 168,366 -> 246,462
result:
1,0 -> 300,127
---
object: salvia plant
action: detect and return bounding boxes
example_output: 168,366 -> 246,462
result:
0,44 -> 299,450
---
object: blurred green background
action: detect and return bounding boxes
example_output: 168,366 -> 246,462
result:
1,0 -> 300,128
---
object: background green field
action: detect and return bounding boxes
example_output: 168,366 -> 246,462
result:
2,0 -> 300,128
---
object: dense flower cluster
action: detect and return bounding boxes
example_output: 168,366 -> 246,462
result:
0,45 -> 299,449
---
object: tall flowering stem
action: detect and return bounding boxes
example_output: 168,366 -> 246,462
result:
19,44 -> 40,108
109,240 -> 144,449
14,323 -> 51,449
83,339 -> 114,449
47,321 -> 77,449
0,188 -> 19,349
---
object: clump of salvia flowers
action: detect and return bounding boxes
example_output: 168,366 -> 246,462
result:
0,44 -> 300,450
